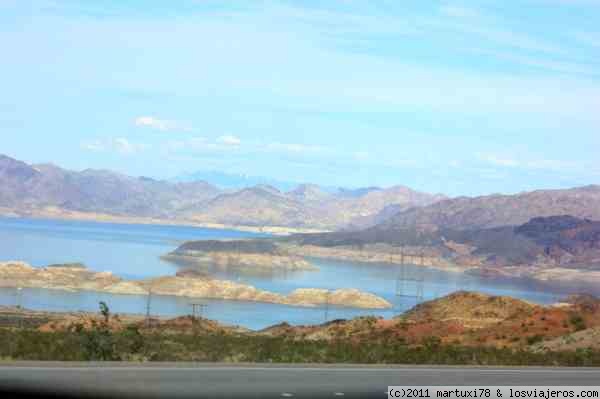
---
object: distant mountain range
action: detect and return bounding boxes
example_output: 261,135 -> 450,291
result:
285,183 -> 600,270
173,170 -> 380,197
0,154 -> 221,219
0,154 -> 444,230
177,183 -> 445,230
4,153 -> 599,237
172,170 -> 304,192
292,215 -> 600,269
378,185 -> 600,231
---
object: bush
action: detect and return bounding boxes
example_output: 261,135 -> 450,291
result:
526,335 -> 544,345
2,325 -> 600,366
570,314 -> 586,332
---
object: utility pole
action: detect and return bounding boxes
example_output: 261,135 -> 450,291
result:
400,248 -> 405,266
16,287 -> 22,309
16,287 -> 23,329
416,251 -> 425,303
324,291 -> 330,323
145,288 -> 152,328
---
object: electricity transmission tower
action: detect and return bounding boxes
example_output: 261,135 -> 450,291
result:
394,249 -> 425,313
15,287 -> 23,309
15,287 -> 23,329
190,303 -> 208,321
145,288 -> 153,328
323,290 -> 330,323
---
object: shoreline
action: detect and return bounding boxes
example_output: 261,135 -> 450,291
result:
282,244 -> 473,274
0,209 -> 331,236
3,212 -> 599,298
0,262 -> 392,310
280,244 -> 600,291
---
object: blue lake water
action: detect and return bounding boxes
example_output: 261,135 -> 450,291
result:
0,217 -> 587,330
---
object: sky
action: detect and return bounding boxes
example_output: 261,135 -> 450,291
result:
1,0 -> 599,197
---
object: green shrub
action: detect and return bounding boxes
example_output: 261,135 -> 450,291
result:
1,327 -> 600,366
526,335 -> 544,345
570,314 -> 586,332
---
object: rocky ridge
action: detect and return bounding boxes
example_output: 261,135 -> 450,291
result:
0,262 -> 391,309
0,154 -> 443,231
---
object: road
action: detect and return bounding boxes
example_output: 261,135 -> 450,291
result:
1,363 -> 599,398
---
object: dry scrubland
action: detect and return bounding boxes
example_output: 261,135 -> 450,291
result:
1,291 -> 600,365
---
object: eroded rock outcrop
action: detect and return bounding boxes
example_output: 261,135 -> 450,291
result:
0,262 -> 390,309
164,240 -> 317,272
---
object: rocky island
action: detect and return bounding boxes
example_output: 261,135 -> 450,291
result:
162,239 -> 317,272
0,262 -> 391,309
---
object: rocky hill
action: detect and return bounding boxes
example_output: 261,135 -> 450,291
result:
378,185 -> 600,231
288,184 -> 333,203
179,183 -> 445,230
4,291 -> 600,364
0,154 -> 442,231
179,185 -> 309,228
288,215 -> 600,267
258,291 -> 600,349
269,215 -> 600,288
327,185 -> 447,230
0,154 -> 221,219
401,291 -> 536,328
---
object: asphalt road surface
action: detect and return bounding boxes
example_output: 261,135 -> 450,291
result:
1,363 -> 599,399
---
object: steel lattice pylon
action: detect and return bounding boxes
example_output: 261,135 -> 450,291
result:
394,249 -> 426,314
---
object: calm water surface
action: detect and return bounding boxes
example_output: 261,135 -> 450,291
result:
0,217 -> 586,330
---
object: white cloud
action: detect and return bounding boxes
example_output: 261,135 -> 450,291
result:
572,31 -> 600,47
166,136 -> 242,154
81,140 -> 105,152
440,5 -> 480,18
477,153 -> 520,167
353,151 -> 370,161
167,137 -> 204,152
265,142 -> 327,154
477,153 -> 582,172
523,159 -> 577,171
81,137 -> 147,155
113,137 -> 141,154
217,135 -> 241,146
134,116 -> 190,132
474,168 -> 508,181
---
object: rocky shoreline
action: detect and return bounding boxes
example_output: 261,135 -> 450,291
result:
0,262 -> 391,309
165,234 -> 600,292
163,239 -> 319,273
281,243 -> 470,273
162,252 -> 316,272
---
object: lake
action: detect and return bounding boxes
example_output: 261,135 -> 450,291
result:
0,217 -> 583,330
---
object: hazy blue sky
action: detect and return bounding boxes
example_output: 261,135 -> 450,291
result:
1,0 -> 599,196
